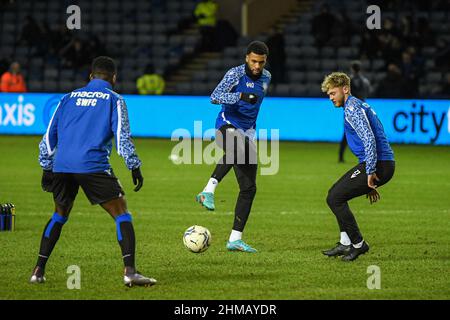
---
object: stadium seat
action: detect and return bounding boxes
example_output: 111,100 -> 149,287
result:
289,71 -> 305,83
191,83 -> 210,95
59,81 -> 76,93
424,60 -> 435,70
337,47 -> 357,59
306,83 -> 322,96
320,47 -> 335,58
274,84 -> 290,96
300,46 -> 319,58
176,82 -> 192,94
60,69 -> 75,80
207,71 -> 223,82
1,0 -> 448,98
192,71 -> 207,82
374,72 -> 387,82
321,60 -> 338,71
361,60 -> 371,71
285,46 -> 302,57
372,59 -> 386,71
305,71 -> 324,83
425,72 -> 442,83
290,84 -> 308,96
207,60 -> 221,70
44,80 -> 58,92
44,69 -> 59,80
222,58 -> 235,69
304,59 -> 320,71
286,58 -> 304,70
122,81 -> 137,94
28,81 -> 43,92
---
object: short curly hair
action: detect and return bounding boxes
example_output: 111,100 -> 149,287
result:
321,72 -> 351,93
247,41 -> 269,56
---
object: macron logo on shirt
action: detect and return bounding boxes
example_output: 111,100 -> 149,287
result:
70,91 -> 111,107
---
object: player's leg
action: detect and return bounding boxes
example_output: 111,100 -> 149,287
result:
322,165 -> 359,257
100,197 -> 135,270
339,161 -> 395,261
226,163 -> 258,253
324,163 -> 369,259
227,134 -> 258,253
100,197 -> 156,287
325,161 -> 395,261
77,172 -> 156,286
338,133 -> 347,163
31,174 -> 78,283
196,124 -> 235,210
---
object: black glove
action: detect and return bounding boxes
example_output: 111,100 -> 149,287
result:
132,167 -> 144,192
41,170 -> 54,192
241,92 -> 258,104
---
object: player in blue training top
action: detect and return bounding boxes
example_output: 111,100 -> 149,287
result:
321,72 -> 395,261
196,41 -> 271,253
30,57 -> 156,287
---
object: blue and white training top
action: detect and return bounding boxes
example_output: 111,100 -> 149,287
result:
211,64 -> 271,134
39,79 -> 141,173
344,95 -> 394,174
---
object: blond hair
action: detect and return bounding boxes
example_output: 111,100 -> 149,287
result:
321,72 -> 351,93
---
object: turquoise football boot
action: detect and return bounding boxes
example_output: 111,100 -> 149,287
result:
196,192 -> 215,211
226,240 -> 257,253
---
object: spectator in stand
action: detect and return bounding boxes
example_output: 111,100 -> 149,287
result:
377,18 -> 399,58
0,61 -> 27,93
266,27 -> 286,85
382,36 -> 403,65
413,17 -> 435,48
194,0 -> 218,52
54,25 -> 74,53
17,15 -> 42,49
60,38 -> 90,69
360,31 -> 381,60
215,19 -> 238,51
86,34 -> 108,62
399,15 -> 414,46
311,4 -> 336,47
382,17 -> 399,37
376,63 -> 409,98
400,51 -> 420,97
331,10 -> 354,47
136,64 -> 165,95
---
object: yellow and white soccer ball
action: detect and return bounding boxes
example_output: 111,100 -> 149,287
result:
183,225 -> 211,253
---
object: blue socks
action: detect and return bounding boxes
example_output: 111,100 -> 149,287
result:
115,213 -> 136,268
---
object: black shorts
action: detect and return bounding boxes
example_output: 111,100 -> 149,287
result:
329,160 -> 395,202
216,124 -> 257,165
46,170 -> 125,206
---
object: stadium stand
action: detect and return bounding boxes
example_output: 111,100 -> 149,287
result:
0,0 -> 201,94
171,0 -> 450,98
0,0 -> 449,97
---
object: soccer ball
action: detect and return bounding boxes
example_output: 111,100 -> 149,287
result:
183,225 -> 211,253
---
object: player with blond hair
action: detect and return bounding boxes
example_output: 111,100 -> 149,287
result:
321,72 -> 395,261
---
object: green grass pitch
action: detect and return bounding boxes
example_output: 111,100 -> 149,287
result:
0,135 -> 449,299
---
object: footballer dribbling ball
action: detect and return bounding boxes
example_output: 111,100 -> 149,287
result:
183,225 -> 211,253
